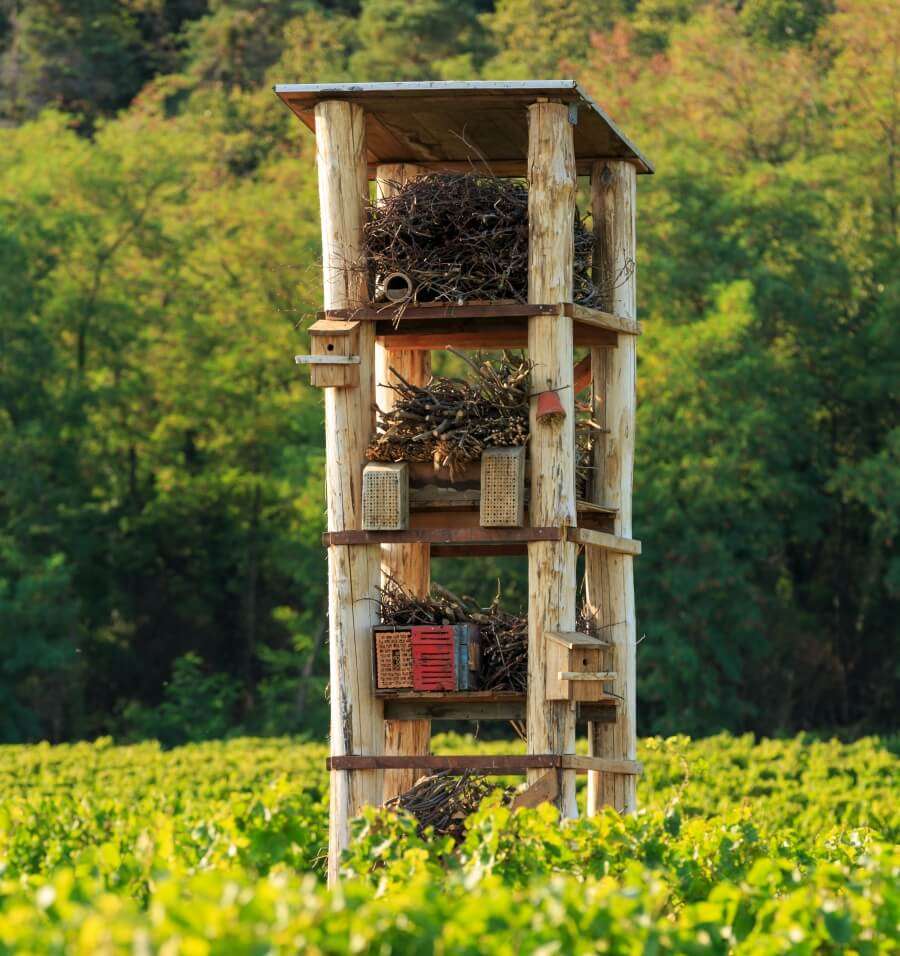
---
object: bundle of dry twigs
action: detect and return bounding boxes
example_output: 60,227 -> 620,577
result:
385,771 -> 500,842
379,577 -> 530,692
367,350 -> 531,477
379,576 -> 471,625
365,172 -> 598,304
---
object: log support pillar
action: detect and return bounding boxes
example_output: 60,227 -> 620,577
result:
375,162 -> 433,803
526,101 -> 578,817
315,100 -> 383,883
585,160 -> 638,815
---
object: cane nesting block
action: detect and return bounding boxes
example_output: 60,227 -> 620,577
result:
480,446 -> 526,527
374,628 -> 414,690
362,462 -> 409,531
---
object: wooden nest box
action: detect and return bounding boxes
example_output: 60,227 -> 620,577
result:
275,79 -> 649,884
296,319 -> 360,387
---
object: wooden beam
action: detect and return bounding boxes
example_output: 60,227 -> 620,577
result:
585,159 -> 638,817
374,162 -> 433,806
379,691 -> 619,723
320,302 -> 638,334
315,98 -> 383,885
327,754 -> 642,774
526,100 -> 579,817
565,304 -> 641,336
323,526 -> 565,546
558,671 -> 617,681
568,527 -> 642,556
511,770 -> 560,810
374,319 -> 617,350
321,303 -> 558,321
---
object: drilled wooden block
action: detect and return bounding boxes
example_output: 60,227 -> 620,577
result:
374,629 -> 414,689
480,446 -> 526,527
362,462 -> 409,530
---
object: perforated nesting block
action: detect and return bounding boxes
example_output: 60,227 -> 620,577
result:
362,462 -> 409,531
374,628 -> 414,689
480,446 -> 526,527
411,625 -> 456,691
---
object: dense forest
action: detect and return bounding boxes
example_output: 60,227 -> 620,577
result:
0,0 -> 896,745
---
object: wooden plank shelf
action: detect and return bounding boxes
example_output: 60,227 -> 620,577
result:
378,689 -> 617,724
316,301 -> 640,351
322,524 -> 642,558
327,753 -> 642,775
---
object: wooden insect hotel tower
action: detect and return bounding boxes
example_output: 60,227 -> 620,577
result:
276,81 -> 651,883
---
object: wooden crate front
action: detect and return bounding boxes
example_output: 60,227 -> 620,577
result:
411,625 -> 456,691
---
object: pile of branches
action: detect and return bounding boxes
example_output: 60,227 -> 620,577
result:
379,577 -> 529,692
379,576 -> 471,626
365,172 -> 599,304
367,350 -> 531,477
385,771 -> 500,842
379,578 -> 602,695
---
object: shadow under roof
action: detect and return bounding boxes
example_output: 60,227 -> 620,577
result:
273,80 -> 653,176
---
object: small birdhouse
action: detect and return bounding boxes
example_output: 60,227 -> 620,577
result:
480,446 -> 526,527
296,319 -> 360,387
362,462 -> 409,530
545,631 -> 613,702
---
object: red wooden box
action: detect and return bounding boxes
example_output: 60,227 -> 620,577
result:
411,625 -> 456,691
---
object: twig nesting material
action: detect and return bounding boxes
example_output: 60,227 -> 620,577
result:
385,771 -> 501,842
365,172 -> 599,304
367,350 -> 531,478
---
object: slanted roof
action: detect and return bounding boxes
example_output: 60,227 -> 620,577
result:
273,80 -> 652,176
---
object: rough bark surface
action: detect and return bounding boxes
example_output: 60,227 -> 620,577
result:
586,159 -> 638,815
375,162 -> 433,802
526,102 -> 578,816
316,100 -> 384,883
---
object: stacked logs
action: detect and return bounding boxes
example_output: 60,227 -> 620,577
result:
364,172 -> 599,305
367,351 -> 531,477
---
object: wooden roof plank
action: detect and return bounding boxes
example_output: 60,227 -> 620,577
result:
273,80 -> 653,174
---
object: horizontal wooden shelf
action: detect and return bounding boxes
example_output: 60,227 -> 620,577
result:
378,689 -> 617,723
323,525 -> 563,548
327,753 -> 642,775
316,301 -> 640,352
323,524 -> 642,558
408,500 -> 614,535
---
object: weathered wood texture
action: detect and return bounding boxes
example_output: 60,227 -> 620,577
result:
328,754 -> 642,774
374,162 -> 433,804
586,159 -> 638,816
315,100 -> 383,884
526,101 -> 578,816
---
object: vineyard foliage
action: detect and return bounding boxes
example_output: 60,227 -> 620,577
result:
0,734 -> 896,952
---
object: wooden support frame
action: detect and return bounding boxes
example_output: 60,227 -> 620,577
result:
585,159 -> 639,817
526,100 -> 579,817
374,162 -> 433,804
314,99 -> 384,885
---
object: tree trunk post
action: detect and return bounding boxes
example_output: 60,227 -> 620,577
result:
585,159 -> 638,815
526,101 -> 578,817
374,162 -> 433,803
315,99 -> 384,884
